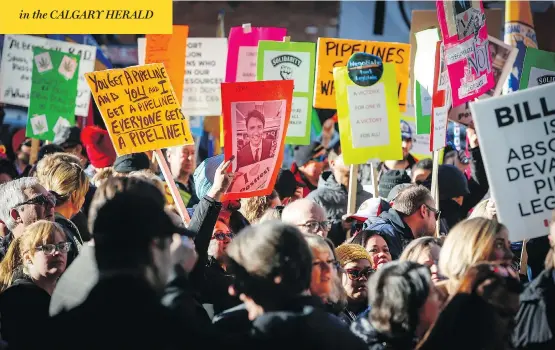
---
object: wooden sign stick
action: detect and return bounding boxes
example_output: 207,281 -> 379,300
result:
154,149 -> 191,224
29,139 -> 40,165
430,150 -> 441,237
347,164 -> 359,215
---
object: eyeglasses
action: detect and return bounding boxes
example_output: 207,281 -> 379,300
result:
344,267 -> 375,281
13,191 -> 57,209
212,231 -> 234,241
424,204 -> 441,221
312,259 -> 340,270
298,220 -> 331,234
310,154 -> 328,162
36,242 -> 71,255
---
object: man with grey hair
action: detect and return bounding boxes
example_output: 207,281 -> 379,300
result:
166,144 -> 199,207
282,199 -> 330,238
0,177 -> 56,260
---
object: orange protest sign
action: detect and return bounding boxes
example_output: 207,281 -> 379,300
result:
85,63 -> 194,156
314,38 -> 410,112
146,25 -> 188,104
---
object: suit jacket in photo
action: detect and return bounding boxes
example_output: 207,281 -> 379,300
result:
236,139 -> 273,169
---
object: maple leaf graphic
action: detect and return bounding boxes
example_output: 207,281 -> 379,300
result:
34,120 -> 47,134
37,57 -> 50,70
61,58 -> 74,73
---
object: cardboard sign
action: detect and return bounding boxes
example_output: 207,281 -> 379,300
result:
430,41 -> 450,151
414,28 -> 440,134
314,38 -> 410,111
401,85 -> 433,161
0,34 -> 96,116
470,83 -> 555,242
85,63 -> 194,156
436,0 -> 495,107
183,38 -> 227,116
26,48 -> 79,141
225,25 -> 287,83
146,25 -> 189,104
221,80 -> 293,200
257,40 -> 315,145
448,36 -> 518,126
520,48 -> 555,90
333,62 -> 402,165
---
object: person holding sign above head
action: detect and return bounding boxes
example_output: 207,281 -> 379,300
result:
236,110 -> 274,170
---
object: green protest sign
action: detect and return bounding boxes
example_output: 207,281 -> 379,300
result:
26,47 -> 79,141
257,40 -> 315,145
520,48 -> 555,90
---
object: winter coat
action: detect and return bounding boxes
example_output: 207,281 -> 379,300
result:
55,213 -> 83,266
351,317 -> 417,350
363,209 -> 414,260
512,269 -> 555,350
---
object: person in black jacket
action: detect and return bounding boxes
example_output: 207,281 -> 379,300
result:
0,221 -> 69,349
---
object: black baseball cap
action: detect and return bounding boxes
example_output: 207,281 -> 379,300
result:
274,169 -> 305,199
293,141 -> 326,167
113,153 -> 150,173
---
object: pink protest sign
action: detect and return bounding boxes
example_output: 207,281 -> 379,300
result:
436,0 -> 494,107
225,24 -> 287,83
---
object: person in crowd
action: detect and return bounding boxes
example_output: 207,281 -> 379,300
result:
512,211 -> 555,350
0,221 -> 68,348
0,159 -> 18,184
378,170 -> 411,200
54,126 -> 88,167
0,178 -> 56,260
411,158 -> 433,184
282,198 -> 330,237
379,121 -> 418,179
240,190 -> 281,224
468,198 -> 496,220
258,207 -> 283,223
308,151 -> 371,245
224,221 -> 367,350
349,230 -> 392,270
365,185 -> 438,259
274,169 -> 305,205
400,237 -> 443,283
418,262 -> 521,350
80,125 -> 117,179
11,129 -> 32,177
344,198 -> 390,239
36,153 -> 89,265
336,243 -> 373,321
351,261 -> 442,350
438,217 -> 513,296
47,179 -> 201,349
112,153 -> 150,175
167,144 -> 199,207
443,148 -> 470,176
291,141 -> 328,196
27,144 -> 65,177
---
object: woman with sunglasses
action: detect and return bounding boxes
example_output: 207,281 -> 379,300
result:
0,221 -> 69,348
335,244 -> 374,323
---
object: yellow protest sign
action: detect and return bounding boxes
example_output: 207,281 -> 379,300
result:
314,38 -> 410,112
333,63 -> 402,165
85,63 -> 194,156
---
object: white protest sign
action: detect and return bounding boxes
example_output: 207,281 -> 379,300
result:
0,35 -> 96,117
183,38 -> 227,116
137,38 -> 146,65
346,84 -> 390,148
414,29 -> 439,116
431,106 -> 448,151
470,83 -> 555,242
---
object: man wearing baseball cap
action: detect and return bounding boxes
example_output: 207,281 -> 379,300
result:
290,141 -> 328,198
378,120 -> 419,179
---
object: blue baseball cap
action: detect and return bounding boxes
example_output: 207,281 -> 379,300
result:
401,120 -> 413,140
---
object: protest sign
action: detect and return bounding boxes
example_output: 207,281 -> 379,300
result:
430,41 -> 450,151
221,80 -> 293,200
257,40 -> 315,145
0,34 -> 96,116
436,0 -> 495,107
414,28 -> 440,134
333,54 -> 402,165
26,48 -> 79,141
401,85 -> 433,161
225,25 -> 287,83
520,48 -> 555,90
314,38 -> 410,111
85,63 -> 194,156
146,25 -> 188,104
183,38 -> 227,116
448,36 -> 518,126
470,83 -> 555,242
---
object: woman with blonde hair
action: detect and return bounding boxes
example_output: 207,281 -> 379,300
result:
438,217 -> 513,295
36,153 -> 89,265
400,237 -> 443,282
240,190 -> 281,224
0,221 -> 69,348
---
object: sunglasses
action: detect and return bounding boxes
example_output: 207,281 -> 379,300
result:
424,204 -> 441,221
13,191 -> 57,209
36,242 -> 71,255
212,231 -> 234,241
344,267 -> 375,281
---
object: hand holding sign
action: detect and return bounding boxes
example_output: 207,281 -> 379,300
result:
208,156 -> 236,201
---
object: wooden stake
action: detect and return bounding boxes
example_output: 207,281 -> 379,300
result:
520,240 -> 529,276
283,36 -> 291,42
430,150 -> 441,237
154,149 -> 191,224
29,139 -> 40,165
347,164 -> 359,215
371,162 -> 379,198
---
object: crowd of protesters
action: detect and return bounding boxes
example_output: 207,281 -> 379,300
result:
0,120 -> 552,350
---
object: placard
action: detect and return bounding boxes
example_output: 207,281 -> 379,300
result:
414,28 -> 440,134
401,85 -> 433,161
221,80 -> 293,200
257,40 -> 315,145
225,26 -> 287,83
0,34 -> 96,116
430,41 -> 450,151
520,48 -> 555,90
470,83 -> 555,242
314,38 -> 410,111
85,64 -> 194,156
146,25 -> 188,104
26,48 -> 79,142
436,0 -> 495,107
333,63 -> 402,165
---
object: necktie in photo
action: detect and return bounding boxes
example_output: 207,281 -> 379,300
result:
255,148 -> 260,162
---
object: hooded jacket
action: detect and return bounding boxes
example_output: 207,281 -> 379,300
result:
363,209 -> 414,260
